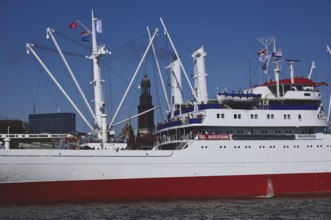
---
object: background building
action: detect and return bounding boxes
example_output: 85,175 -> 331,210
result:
137,72 -> 154,135
136,72 -> 155,149
0,119 -> 25,134
29,112 -> 76,134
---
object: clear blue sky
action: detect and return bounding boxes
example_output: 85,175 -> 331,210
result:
1,0 -> 331,132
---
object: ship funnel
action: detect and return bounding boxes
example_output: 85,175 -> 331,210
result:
169,59 -> 183,111
192,46 -> 208,103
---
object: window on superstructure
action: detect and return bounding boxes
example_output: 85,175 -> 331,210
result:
284,114 -> 287,119
288,114 -> 291,119
238,114 -> 241,119
298,114 -> 301,120
221,113 -> 224,118
217,113 -> 220,119
267,114 -> 270,119
234,114 -> 237,119
250,114 -> 253,119
271,114 -> 274,119
255,114 -> 258,119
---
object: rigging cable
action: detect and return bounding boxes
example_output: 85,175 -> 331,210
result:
28,39 -> 61,113
54,30 -> 91,51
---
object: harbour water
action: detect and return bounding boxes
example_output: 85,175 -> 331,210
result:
0,196 -> 330,219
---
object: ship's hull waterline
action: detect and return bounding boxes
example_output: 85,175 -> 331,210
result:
1,173 -> 331,204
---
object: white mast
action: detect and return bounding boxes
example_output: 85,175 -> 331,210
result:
287,59 -> 299,84
192,46 -> 208,103
168,59 -> 183,113
290,61 -> 294,84
258,37 -> 280,98
308,61 -> 315,79
272,38 -> 281,98
89,10 -> 110,144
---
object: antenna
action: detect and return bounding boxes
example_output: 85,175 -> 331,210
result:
308,61 -> 315,79
257,36 -> 275,54
248,52 -> 252,88
327,45 -> 331,55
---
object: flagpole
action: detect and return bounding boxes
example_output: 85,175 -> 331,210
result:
76,20 -> 91,34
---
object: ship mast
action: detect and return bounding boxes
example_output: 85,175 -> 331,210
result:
90,10 -> 110,144
258,37 -> 281,98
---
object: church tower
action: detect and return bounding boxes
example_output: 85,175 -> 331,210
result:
137,72 -> 154,135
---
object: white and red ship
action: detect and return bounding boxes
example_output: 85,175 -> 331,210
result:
1,12 -> 331,204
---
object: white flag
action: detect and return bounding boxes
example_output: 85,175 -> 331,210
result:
261,55 -> 271,74
96,20 -> 102,33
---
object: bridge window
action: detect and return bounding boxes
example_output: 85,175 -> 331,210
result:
234,114 -> 242,119
284,114 -> 291,119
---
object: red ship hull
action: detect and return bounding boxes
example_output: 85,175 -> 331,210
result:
1,172 -> 331,204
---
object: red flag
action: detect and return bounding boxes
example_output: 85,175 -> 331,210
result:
81,29 -> 89,36
69,22 -> 78,29
257,48 -> 266,56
